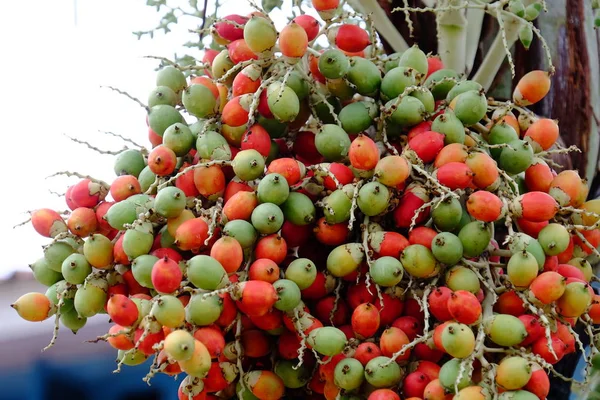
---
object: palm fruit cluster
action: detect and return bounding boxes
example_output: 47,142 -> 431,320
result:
12,1 -> 600,399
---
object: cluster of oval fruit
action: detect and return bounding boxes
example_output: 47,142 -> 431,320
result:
11,1 -> 600,399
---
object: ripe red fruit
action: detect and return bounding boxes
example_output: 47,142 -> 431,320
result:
409,131 -> 445,163
194,165 -> 226,200
525,118 -> 559,151
314,218 -> 349,246
556,322 -> 576,354
403,297 -> 426,321
426,56 -> 444,77
436,162 -> 474,190
241,124 -> 271,157
107,324 -> 134,350
417,342 -> 445,364
294,131 -> 324,165
349,134 -> 380,171
408,226 -> 438,249
380,327 -> 411,361
223,191 -> 258,221
241,329 -> 271,358
519,314 -> 545,346
301,271 -> 334,300
248,258 -> 280,283
323,162 -> 354,190
194,326 -> 226,359
214,14 -> 247,43
530,271 -> 567,304
465,152 -> 499,189
67,207 -> 98,237
175,218 -> 209,251
255,234 -> 288,264
403,372 -> 431,399
278,330 -> 302,359
293,14 -> 320,41
312,0 -> 340,12
134,328 -> 165,356
211,237 -> 243,274
175,163 -> 200,198
525,159 -> 554,193
434,143 -> 469,168
315,296 -> 350,326
351,303 -> 380,339
516,218 -> 549,238
347,279 -> 375,309
447,290 -> 481,324
512,191 -> 559,222
428,286 -> 453,322
106,294 -> 138,327
354,342 -> 382,366
467,191 -> 503,222
235,281 -> 278,317
374,293 -> 404,326
368,389 -> 400,400
224,180 -> 253,203
148,145 -> 177,176
494,290 -> 526,316
331,24 -> 370,53
394,184 -> 430,228
392,316 -> 423,341
524,364 -> 550,400
532,334 -> 566,364
557,263 -> 586,281
408,121 -> 433,142
228,39 -> 258,64
151,256 -> 183,294
267,158 -> 303,185
110,175 -> 141,202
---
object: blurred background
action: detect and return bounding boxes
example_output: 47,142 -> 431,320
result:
0,0 -> 598,399
0,1 -> 243,399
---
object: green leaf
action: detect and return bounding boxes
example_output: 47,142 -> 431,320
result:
262,0 -> 283,13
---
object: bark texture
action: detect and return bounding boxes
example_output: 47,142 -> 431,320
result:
380,0 -> 600,191
378,1 -> 600,397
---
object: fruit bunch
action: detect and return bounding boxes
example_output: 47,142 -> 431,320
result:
12,1 -> 600,399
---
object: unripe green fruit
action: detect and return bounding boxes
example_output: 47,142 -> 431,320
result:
424,69 -> 459,99
183,84 -> 218,118
364,357 -> 402,388
148,105 -> 186,137
315,124 -> 351,161
275,360 -> 310,389
370,256 -> 404,287
485,314 -> 527,347
453,90 -> 488,126
537,223 -> 570,256
398,45 -> 428,76
432,232 -> 464,266
318,49 -> 350,79
327,243 -> 364,277
458,221 -> 492,258
280,192 -> 316,226
334,358 -> 365,390
273,279 -> 301,311
148,85 -> 178,107
439,358 -> 472,392
307,327 -> 347,356
432,197 -> 463,231
432,111 -> 465,145
285,258 -> 317,290
232,149 -> 265,181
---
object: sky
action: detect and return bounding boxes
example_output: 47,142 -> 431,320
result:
0,0 -> 267,279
